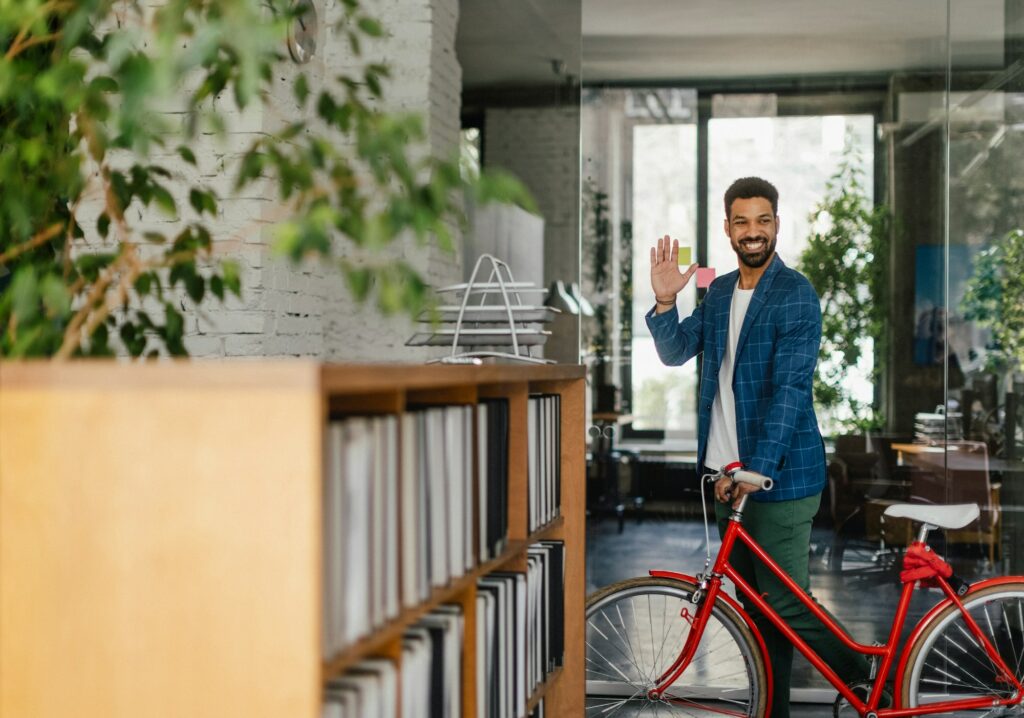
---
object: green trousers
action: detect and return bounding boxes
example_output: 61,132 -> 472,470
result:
715,493 -> 871,718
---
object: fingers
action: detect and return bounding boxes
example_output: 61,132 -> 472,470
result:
713,477 -> 732,503
731,483 -> 758,509
681,262 -> 698,284
652,235 -> 678,266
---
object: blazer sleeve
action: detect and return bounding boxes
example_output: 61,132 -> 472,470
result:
746,281 -> 821,478
644,298 -> 706,367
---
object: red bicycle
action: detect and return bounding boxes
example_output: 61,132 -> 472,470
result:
585,467 -> 1024,717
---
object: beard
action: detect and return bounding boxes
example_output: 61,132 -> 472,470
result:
731,234 -> 776,268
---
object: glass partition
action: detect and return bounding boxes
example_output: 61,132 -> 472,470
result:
583,0 -> 1023,701
945,0 -> 1024,574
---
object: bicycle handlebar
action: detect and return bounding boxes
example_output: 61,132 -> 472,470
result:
729,469 -> 773,492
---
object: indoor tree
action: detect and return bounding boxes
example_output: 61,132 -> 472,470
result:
797,142 -> 890,432
0,0 -> 530,359
962,228 -> 1024,377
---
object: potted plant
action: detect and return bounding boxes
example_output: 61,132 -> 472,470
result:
0,0 -> 529,359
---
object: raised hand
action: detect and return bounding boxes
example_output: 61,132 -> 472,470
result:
650,235 -> 697,308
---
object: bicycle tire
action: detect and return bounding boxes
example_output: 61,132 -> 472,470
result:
901,581 -> 1024,713
585,576 -> 769,717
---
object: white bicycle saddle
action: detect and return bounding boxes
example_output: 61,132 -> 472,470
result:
882,503 -> 980,530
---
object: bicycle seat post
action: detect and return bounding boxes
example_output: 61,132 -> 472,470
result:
916,522 -> 936,543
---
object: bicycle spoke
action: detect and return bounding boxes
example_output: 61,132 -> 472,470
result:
594,611 -> 654,683
586,581 -> 762,717
661,690 -> 750,717
587,685 -> 647,715
933,634 -> 999,689
654,595 -> 693,685
631,596 -> 647,679
1000,601 -> 1023,674
588,638 -> 649,688
586,656 -> 648,688
616,602 -> 648,684
648,594 -> 657,682
906,585 -> 1024,710
652,593 -> 673,681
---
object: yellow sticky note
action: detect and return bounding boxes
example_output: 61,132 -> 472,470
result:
676,246 -> 692,265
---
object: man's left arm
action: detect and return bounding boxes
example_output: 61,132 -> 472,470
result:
746,282 -> 821,479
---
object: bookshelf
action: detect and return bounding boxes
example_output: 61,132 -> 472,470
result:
0,362 -> 585,718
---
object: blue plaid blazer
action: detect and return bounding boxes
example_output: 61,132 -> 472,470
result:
645,256 -> 826,502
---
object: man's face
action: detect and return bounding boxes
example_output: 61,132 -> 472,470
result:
724,196 -> 779,269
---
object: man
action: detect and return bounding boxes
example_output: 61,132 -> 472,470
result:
646,177 -> 871,716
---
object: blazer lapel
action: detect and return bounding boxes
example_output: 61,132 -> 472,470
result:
714,272 -> 738,362
735,256 -> 785,361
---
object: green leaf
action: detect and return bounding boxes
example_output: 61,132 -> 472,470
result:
294,73 -> 310,107
40,275 -> 71,317
185,273 -> 205,303
236,150 -> 265,190
177,145 -> 197,166
164,302 -> 185,352
76,253 -> 117,282
222,261 -> 241,297
89,322 -> 111,356
135,273 -> 153,296
151,185 -> 177,217
341,263 -> 372,300
365,71 -> 382,98
10,267 -> 40,323
97,213 -> 111,239
120,323 -> 146,357
189,189 -> 218,216
89,75 -> 118,93
210,275 -> 225,300
357,17 -> 384,37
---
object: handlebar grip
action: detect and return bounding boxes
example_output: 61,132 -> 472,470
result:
730,469 -> 773,491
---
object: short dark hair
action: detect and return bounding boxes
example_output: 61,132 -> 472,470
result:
724,177 -> 779,218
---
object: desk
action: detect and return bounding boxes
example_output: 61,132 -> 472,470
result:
892,442 -> 1024,570
891,442 -> 1024,474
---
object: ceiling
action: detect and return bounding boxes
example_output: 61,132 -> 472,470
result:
457,0 -> 1009,88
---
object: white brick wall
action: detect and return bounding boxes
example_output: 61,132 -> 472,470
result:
483,106 -> 581,363
75,0 -> 467,361
318,0 -> 464,362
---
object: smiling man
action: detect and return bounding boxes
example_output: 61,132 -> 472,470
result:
646,177 -> 872,716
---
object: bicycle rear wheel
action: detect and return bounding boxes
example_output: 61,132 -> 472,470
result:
901,581 -> 1024,715
585,576 -> 768,717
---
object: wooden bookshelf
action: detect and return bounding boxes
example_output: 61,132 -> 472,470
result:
0,362 -> 585,718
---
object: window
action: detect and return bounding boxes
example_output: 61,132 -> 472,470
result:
584,89 -> 880,442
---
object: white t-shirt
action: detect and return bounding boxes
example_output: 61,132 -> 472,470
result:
704,287 -> 755,470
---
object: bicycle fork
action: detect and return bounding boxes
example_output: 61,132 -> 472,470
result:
648,503 -> 748,700
648,573 -> 726,700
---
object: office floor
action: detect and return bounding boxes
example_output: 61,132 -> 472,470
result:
585,510 -> 999,713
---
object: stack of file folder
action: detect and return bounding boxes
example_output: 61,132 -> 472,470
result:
407,254 -> 559,364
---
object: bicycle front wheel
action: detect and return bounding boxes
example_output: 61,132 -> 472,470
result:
902,581 -> 1024,714
586,576 -> 768,717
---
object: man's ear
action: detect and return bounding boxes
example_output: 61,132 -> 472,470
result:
775,215 -> 781,234
723,218 -> 730,236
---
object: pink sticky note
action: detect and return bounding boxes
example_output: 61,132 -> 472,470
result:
697,267 -> 716,289
692,266 -> 716,288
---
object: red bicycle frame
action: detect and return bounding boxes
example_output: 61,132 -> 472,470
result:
648,510 -> 1024,717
